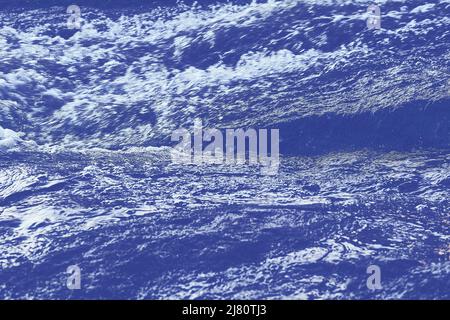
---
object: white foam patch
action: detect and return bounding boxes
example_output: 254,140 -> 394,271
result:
0,126 -> 22,149
410,3 -> 436,13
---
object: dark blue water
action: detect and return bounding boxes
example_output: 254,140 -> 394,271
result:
0,0 -> 449,299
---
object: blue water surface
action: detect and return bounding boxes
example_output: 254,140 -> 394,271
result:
0,0 -> 449,299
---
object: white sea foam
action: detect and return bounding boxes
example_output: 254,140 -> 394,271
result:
0,0 -> 447,149
0,126 -> 22,149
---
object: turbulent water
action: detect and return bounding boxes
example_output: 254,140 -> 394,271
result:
0,0 -> 449,299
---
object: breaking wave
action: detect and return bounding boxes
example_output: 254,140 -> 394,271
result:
0,0 -> 448,152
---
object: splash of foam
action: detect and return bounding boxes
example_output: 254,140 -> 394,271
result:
0,126 -> 22,149
0,125 -> 36,150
